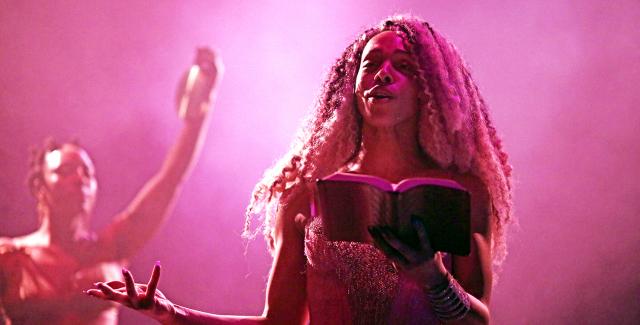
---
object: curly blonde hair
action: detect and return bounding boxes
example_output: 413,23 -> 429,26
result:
245,15 -> 513,269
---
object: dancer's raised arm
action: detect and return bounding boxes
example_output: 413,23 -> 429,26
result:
92,48 -> 223,263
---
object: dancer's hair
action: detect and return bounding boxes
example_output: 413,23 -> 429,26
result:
27,137 -> 83,198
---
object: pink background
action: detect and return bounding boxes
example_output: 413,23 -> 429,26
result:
1,1 -> 638,323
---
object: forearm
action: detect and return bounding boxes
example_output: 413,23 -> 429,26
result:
155,113 -> 211,188
424,272 -> 490,325
101,113 -> 212,260
162,305 -> 265,325
446,294 -> 490,325
128,114 -> 211,216
128,47 -> 218,220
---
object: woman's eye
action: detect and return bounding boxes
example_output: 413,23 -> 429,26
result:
56,166 -> 74,176
362,62 -> 377,70
398,61 -> 413,70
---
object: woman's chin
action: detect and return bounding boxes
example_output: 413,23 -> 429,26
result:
362,113 -> 416,129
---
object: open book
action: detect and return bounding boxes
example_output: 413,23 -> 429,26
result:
315,172 -> 471,256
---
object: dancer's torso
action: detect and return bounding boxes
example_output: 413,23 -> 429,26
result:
0,237 -> 121,325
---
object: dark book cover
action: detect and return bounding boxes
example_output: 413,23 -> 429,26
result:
315,172 -> 471,256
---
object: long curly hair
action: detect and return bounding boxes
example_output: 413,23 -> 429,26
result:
244,15 -> 513,269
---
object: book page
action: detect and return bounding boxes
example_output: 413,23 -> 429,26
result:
322,172 -> 394,191
394,177 -> 466,192
322,172 -> 467,193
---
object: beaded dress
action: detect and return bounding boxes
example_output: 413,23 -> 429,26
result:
304,216 -> 450,324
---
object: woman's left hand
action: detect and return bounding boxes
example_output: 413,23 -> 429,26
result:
84,263 -> 176,323
368,217 -> 448,288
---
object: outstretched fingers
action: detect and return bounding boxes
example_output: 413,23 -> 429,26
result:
96,282 -> 125,302
368,226 -> 409,266
84,263 -> 168,317
369,221 -> 438,270
141,262 -> 161,307
379,227 -> 416,265
411,216 -> 435,256
84,288 -> 107,299
122,268 -> 138,298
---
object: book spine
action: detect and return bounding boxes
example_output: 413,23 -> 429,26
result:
391,192 -> 399,227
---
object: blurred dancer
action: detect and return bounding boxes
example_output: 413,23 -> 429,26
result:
89,15 -> 512,324
0,48 -> 222,324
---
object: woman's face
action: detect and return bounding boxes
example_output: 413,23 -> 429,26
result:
41,144 -> 97,215
355,31 -> 420,128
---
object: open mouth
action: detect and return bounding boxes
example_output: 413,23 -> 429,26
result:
365,87 -> 395,101
368,94 -> 394,101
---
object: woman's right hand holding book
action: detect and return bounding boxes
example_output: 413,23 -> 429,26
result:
368,217 -> 449,289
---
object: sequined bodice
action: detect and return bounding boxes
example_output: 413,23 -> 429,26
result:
304,217 -> 441,325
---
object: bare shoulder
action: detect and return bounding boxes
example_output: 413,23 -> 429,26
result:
280,183 -> 312,210
456,173 -> 491,235
0,231 -> 48,252
453,173 -> 490,201
0,234 -> 34,253
0,236 -> 32,263
277,183 -> 313,237
0,237 -> 17,254
280,183 -> 314,219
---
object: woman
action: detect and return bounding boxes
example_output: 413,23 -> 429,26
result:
0,48 -> 221,324
87,15 -> 512,324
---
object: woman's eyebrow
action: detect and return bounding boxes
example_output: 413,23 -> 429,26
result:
362,49 -> 382,60
393,49 -> 412,57
363,48 -> 411,60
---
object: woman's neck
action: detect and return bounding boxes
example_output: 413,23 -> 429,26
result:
356,120 -> 437,182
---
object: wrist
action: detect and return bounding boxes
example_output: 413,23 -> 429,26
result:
425,272 -> 471,321
181,102 -> 211,124
423,267 -> 448,289
156,301 -> 180,325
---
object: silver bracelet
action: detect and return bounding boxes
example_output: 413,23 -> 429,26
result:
426,273 -> 471,321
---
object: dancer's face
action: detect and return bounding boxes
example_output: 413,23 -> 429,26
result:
355,31 -> 420,128
41,144 -> 97,215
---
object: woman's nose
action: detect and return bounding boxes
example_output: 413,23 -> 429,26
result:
374,64 -> 394,85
